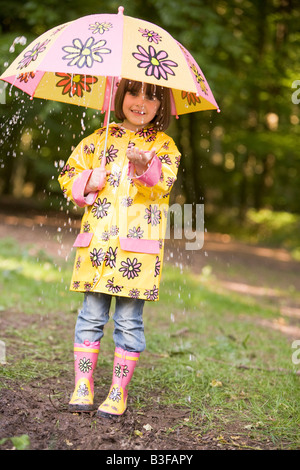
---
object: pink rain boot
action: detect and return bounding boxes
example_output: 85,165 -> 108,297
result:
97,347 -> 140,418
69,340 -> 100,412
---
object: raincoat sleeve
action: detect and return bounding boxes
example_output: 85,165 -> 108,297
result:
58,136 -> 98,208
130,134 -> 181,201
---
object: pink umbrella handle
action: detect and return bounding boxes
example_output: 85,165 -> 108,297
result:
97,171 -> 106,190
101,153 -> 106,169
101,76 -> 115,169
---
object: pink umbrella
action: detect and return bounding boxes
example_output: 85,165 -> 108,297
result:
0,6 -> 219,181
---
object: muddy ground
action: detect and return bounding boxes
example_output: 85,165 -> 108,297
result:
0,205 -> 299,451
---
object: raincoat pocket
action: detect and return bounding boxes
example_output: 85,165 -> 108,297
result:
73,232 -> 94,248
119,237 -> 160,254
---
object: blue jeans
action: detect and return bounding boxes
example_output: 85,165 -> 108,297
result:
74,292 -> 146,353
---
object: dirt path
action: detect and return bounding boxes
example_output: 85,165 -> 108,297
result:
0,208 -> 299,451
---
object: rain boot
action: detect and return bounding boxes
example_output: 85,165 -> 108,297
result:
68,340 -> 100,412
97,347 -> 140,418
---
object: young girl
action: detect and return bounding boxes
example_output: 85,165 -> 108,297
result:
58,78 -> 181,418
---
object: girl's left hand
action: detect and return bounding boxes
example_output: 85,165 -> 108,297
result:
126,148 -> 156,175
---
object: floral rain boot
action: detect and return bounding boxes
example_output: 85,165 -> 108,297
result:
97,347 -> 140,418
68,340 -> 100,412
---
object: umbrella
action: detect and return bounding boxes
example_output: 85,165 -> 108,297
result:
0,6 -> 219,176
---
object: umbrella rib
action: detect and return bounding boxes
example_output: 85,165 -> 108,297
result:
102,76 -> 115,169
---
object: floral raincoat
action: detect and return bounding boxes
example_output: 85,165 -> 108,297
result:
58,123 -> 181,301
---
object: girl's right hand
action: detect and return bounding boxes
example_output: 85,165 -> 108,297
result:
84,167 -> 110,194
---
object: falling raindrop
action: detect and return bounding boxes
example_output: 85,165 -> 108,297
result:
81,112 -> 86,131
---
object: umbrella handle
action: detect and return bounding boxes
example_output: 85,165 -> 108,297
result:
96,169 -> 107,191
101,76 -> 115,169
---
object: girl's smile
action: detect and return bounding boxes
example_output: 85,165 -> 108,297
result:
122,89 -> 161,131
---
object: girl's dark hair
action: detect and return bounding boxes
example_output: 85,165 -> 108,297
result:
114,79 -> 171,131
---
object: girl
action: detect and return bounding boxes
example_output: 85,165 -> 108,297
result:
58,78 -> 181,418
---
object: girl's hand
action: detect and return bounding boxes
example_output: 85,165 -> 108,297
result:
126,148 -> 156,176
84,167 -> 110,194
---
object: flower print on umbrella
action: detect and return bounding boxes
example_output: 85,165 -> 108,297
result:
190,64 -> 208,95
79,357 -> 93,373
144,285 -> 159,301
62,37 -> 111,68
105,246 -> 117,268
106,278 -> 123,294
132,45 -> 178,81
127,226 -> 144,239
17,39 -> 50,69
119,257 -> 142,280
73,281 -> 80,290
92,197 -> 111,219
90,247 -> 105,267
55,73 -> 98,98
138,27 -> 162,44
89,21 -> 113,35
144,204 -> 161,226
17,72 -> 36,83
50,25 -> 68,37
100,144 -> 118,165
181,90 -> 201,106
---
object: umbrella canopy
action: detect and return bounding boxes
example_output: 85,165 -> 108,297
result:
0,6 -> 219,118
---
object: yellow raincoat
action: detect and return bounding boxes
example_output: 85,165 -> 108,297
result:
58,123 -> 181,301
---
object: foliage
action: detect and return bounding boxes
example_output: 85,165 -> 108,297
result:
0,0 -> 300,226
0,434 -> 30,450
208,207 -> 300,259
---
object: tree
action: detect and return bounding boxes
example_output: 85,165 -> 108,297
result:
1,0 -> 299,220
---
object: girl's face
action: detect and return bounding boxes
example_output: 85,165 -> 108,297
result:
122,87 -> 161,131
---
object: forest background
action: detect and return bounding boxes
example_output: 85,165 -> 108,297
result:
0,0 -> 299,255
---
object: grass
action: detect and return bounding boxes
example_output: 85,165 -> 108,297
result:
142,270 -> 300,448
208,208 -> 300,261
0,236 -> 299,449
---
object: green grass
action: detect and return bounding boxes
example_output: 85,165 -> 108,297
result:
0,237 -> 80,315
0,237 -> 299,449
140,266 -> 300,447
209,208 -> 300,260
